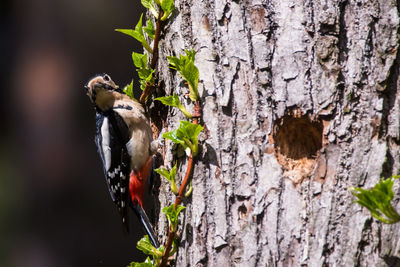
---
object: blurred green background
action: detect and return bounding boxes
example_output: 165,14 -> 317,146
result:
1,0 -> 149,266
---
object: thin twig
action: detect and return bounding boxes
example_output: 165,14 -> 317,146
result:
140,11 -> 165,104
150,12 -> 163,69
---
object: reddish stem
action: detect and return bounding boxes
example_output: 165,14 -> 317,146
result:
159,101 -> 201,267
159,156 -> 194,267
140,12 -> 164,104
174,156 -> 194,207
150,13 -> 163,68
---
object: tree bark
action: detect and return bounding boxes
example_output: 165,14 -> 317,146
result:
154,0 -> 400,266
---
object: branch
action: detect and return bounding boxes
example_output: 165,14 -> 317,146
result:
140,11 -> 165,104
160,101 -> 201,267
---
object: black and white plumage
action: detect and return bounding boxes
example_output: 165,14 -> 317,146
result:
95,111 -> 130,224
85,74 -> 159,247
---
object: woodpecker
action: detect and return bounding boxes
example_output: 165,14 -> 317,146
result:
85,73 -> 159,247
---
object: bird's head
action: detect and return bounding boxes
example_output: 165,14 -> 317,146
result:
85,74 -> 121,110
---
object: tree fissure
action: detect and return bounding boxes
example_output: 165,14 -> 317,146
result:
275,176 -> 285,262
355,218 -> 373,266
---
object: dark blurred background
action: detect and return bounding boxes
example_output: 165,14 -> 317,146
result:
1,0 -> 149,266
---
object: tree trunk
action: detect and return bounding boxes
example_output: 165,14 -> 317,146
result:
154,0 -> 400,266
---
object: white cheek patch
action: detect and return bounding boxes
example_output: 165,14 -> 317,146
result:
101,117 -> 112,171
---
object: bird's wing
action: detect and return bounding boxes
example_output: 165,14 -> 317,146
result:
95,111 -> 130,231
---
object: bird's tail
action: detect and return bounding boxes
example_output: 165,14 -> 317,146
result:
132,203 -> 160,247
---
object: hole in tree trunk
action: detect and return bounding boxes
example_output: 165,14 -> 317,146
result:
274,116 -> 323,159
272,109 -> 324,183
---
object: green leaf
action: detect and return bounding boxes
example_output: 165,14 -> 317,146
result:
155,163 -> 178,194
156,163 -> 176,183
141,0 -> 159,18
127,257 -> 155,267
132,52 -> 148,69
170,162 -> 177,182
160,0 -> 174,21
179,121 -> 203,143
116,14 -> 153,53
179,121 -> 204,156
131,52 -> 154,90
137,68 -> 155,82
166,56 -> 181,70
116,14 -> 144,42
115,28 -> 141,41
167,50 -> 199,101
141,0 -> 153,9
140,79 -> 147,91
186,50 -> 196,61
163,129 -> 185,146
160,0 -> 174,11
137,235 -> 163,258
182,61 -> 199,101
350,175 -> 400,224
163,121 -> 203,156
185,181 -> 193,197
154,94 -> 192,118
123,80 -> 134,99
154,168 -> 170,179
144,18 -> 155,39
162,204 -> 185,232
145,69 -> 155,82
170,237 -> 179,256
155,94 -> 180,107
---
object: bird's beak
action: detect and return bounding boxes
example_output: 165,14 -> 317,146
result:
84,85 -> 90,96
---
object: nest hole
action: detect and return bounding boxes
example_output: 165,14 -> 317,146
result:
238,204 -> 248,220
274,115 -> 323,160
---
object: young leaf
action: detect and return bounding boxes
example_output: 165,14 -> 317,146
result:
155,163 -> 177,183
167,50 -> 199,101
123,80 -> 134,99
179,121 -> 203,155
144,69 -> 155,82
132,52 -> 154,91
154,168 -> 170,179
182,60 -> 199,101
350,175 -> 400,224
185,181 -> 193,197
116,14 -> 144,41
132,52 -> 148,69
169,237 -> 179,256
167,56 -> 181,70
127,257 -> 155,267
137,235 -> 163,258
163,120 -> 203,156
160,0 -> 174,21
154,94 -> 192,118
144,18 -> 155,40
155,94 -> 180,106
116,14 -> 153,53
162,204 -> 185,232
179,121 -> 203,143
154,163 -> 178,194
163,129 -> 185,146
141,0 -> 159,18
185,49 -> 196,61
137,68 -> 155,82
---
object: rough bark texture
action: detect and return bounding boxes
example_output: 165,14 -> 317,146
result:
153,0 -> 400,266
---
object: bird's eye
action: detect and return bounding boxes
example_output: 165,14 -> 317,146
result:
103,74 -> 110,82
